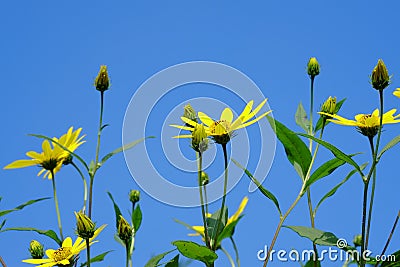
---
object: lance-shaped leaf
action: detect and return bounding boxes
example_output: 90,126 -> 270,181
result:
298,133 -> 364,177
107,192 -> 122,229
284,226 -> 339,247
80,251 -> 113,266
232,159 -> 281,216
132,204 -> 142,233
295,102 -> 310,133
0,197 -> 49,217
172,240 -> 218,265
380,250 -> 400,266
144,249 -> 176,267
165,254 -> 179,267
378,134 -> 400,160
1,227 -> 62,246
267,116 -> 311,179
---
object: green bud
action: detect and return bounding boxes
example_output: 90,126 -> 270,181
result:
75,211 -> 96,239
94,65 -> 110,92
353,234 -> 362,247
320,96 -> 337,119
129,190 -> 140,204
192,124 -> 209,153
29,240 -> 44,259
370,59 -> 390,91
307,57 -> 320,78
183,104 -> 198,125
201,171 -> 209,185
118,215 -> 132,244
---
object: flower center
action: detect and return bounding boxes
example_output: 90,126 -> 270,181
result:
41,158 -> 60,171
52,247 -> 72,262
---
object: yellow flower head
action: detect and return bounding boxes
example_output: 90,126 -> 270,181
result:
171,100 -> 271,145
4,127 -> 85,179
22,225 -> 105,267
319,109 -> 400,137
189,196 -> 248,239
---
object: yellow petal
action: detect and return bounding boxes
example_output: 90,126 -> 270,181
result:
22,259 -> 53,264
180,117 -> 198,127
62,237 -> 73,247
169,124 -> 194,131
227,196 -> 248,225
234,110 -> 272,130
393,88 -> 400,98
198,112 -> 215,126
220,108 -> 234,123
231,100 -> 254,129
243,99 -> 268,122
4,159 -> 38,169
172,135 -> 193,139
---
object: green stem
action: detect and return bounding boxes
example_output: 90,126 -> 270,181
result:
197,152 -> 210,248
374,211 -> 400,267
213,143 -> 229,250
0,256 -> 7,267
308,76 -> 315,150
365,137 -> 376,250
51,171 -> 63,241
71,161 -> 88,214
89,90 -> 105,218
230,237 -> 240,267
125,244 -> 130,267
86,239 -> 91,267
221,247 -> 236,267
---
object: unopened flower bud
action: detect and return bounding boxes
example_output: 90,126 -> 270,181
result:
129,190 -> 140,204
353,234 -> 362,247
29,240 -> 44,259
75,211 -> 96,239
118,215 -> 132,244
192,124 -> 209,153
183,104 -> 198,126
307,57 -> 320,78
201,171 -> 209,185
371,59 -> 390,91
94,65 -> 110,92
320,96 -> 337,119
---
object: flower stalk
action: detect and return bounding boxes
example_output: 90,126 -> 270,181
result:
51,170 -> 63,241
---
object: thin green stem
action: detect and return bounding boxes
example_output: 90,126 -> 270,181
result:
360,180 -> 369,267
365,137 -> 376,250
71,161 -> 88,214
89,90 -> 105,218
86,239 -> 91,267
221,247 -> 236,267
125,244 -> 130,267
308,76 -> 315,150
374,211 -> 400,267
213,143 -> 229,250
230,237 -> 240,267
51,171 -> 63,241
0,256 -> 7,267
204,184 -> 209,215
197,152 -> 210,248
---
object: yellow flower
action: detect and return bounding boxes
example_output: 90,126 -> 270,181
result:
22,225 -> 106,267
171,100 -> 271,144
393,88 -> 400,98
189,196 -> 248,238
4,127 -> 85,179
319,109 -> 400,137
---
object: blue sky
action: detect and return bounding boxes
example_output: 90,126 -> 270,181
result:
1,1 -> 400,266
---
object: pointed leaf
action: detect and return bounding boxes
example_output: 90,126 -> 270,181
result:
284,226 -> 339,247
298,133 -> 364,177
80,250 -> 113,266
314,163 -> 368,214
304,158 -> 346,192
315,98 -> 346,132
107,192 -> 122,229
172,240 -> 218,265
380,249 -> 400,266
2,227 -> 62,246
216,216 -> 243,245
232,159 -> 281,215
295,102 -> 310,133
165,254 -> 180,267
144,250 -> 176,267
100,136 -> 155,165
132,204 -> 142,233
29,133 -> 89,172
0,219 -> 6,231
267,116 -> 312,178
0,197 -> 50,217
378,134 -> 400,159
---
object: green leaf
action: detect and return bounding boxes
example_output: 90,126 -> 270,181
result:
80,250 -> 113,266
267,116 -> 312,178
216,216 -> 243,245
165,254 -> 180,267
315,98 -> 346,132
172,240 -> 218,265
0,197 -> 50,217
207,207 -> 227,244
107,192 -> 122,229
314,163 -> 367,215
380,249 -> 400,267
0,219 -> 6,231
304,158 -> 346,193
378,134 -> 400,160
298,133 -> 364,177
284,226 -> 340,246
89,160 -> 95,176
100,136 -> 155,165
29,133 -> 89,172
144,250 -> 176,267
132,204 -> 142,233
232,159 -> 281,216
2,227 -> 62,246
295,102 -> 310,133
